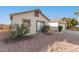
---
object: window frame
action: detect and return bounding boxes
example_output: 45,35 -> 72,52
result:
22,19 -> 31,27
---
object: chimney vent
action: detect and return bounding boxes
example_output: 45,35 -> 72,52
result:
34,9 -> 41,17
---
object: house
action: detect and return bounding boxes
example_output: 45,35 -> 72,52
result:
49,19 -> 66,31
49,19 -> 59,31
0,24 -> 10,31
10,9 -> 50,35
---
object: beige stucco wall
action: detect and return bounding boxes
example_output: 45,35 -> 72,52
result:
11,12 -> 49,35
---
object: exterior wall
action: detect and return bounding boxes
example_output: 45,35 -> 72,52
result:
49,22 -> 66,31
59,23 -> 66,31
11,12 -> 49,35
49,22 -> 59,27
49,22 -> 59,31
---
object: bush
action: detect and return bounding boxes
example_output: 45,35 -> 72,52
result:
10,24 -> 30,39
42,25 -> 50,33
58,26 -> 63,32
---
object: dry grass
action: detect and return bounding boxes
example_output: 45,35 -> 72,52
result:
47,40 -> 79,52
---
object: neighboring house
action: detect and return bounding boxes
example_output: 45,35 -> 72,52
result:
49,19 -> 60,27
0,24 -> 10,31
49,19 -> 66,31
49,19 -> 59,31
10,9 -> 50,35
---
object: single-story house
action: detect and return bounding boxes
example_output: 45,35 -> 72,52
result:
0,24 -> 10,31
49,19 -> 66,31
10,9 -> 50,35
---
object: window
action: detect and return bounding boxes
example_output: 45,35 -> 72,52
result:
22,19 -> 30,27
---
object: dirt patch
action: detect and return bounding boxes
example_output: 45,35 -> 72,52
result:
47,41 -> 79,52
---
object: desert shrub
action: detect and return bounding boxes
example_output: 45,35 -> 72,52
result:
10,24 -> 30,39
58,26 -> 63,32
10,31 -> 17,39
42,25 -> 50,33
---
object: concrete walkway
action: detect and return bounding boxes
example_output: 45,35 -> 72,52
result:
63,30 -> 79,35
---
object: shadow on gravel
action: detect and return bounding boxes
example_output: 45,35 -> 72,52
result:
43,33 -> 52,35
2,35 -> 34,44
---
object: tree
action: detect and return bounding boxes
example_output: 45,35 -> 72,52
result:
74,10 -> 79,16
61,17 -> 78,29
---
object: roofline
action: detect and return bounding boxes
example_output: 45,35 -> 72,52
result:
49,21 -> 59,23
10,9 -> 50,21
40,13 -> 50,21
10,9 -> 36,16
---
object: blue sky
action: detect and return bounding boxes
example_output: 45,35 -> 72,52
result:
0,6 -> 79,24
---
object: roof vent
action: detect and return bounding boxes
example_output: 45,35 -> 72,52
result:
34,9 -> 41,17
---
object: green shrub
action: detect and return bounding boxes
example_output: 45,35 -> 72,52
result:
10,24 -> 30,39
58,26 -> 63,32
42,25 -> 50,33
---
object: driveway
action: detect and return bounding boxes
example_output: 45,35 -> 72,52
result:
64,30 -> 79,35
0,31 -> 79,52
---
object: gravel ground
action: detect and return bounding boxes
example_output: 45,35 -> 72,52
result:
0,31 -> 79,52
